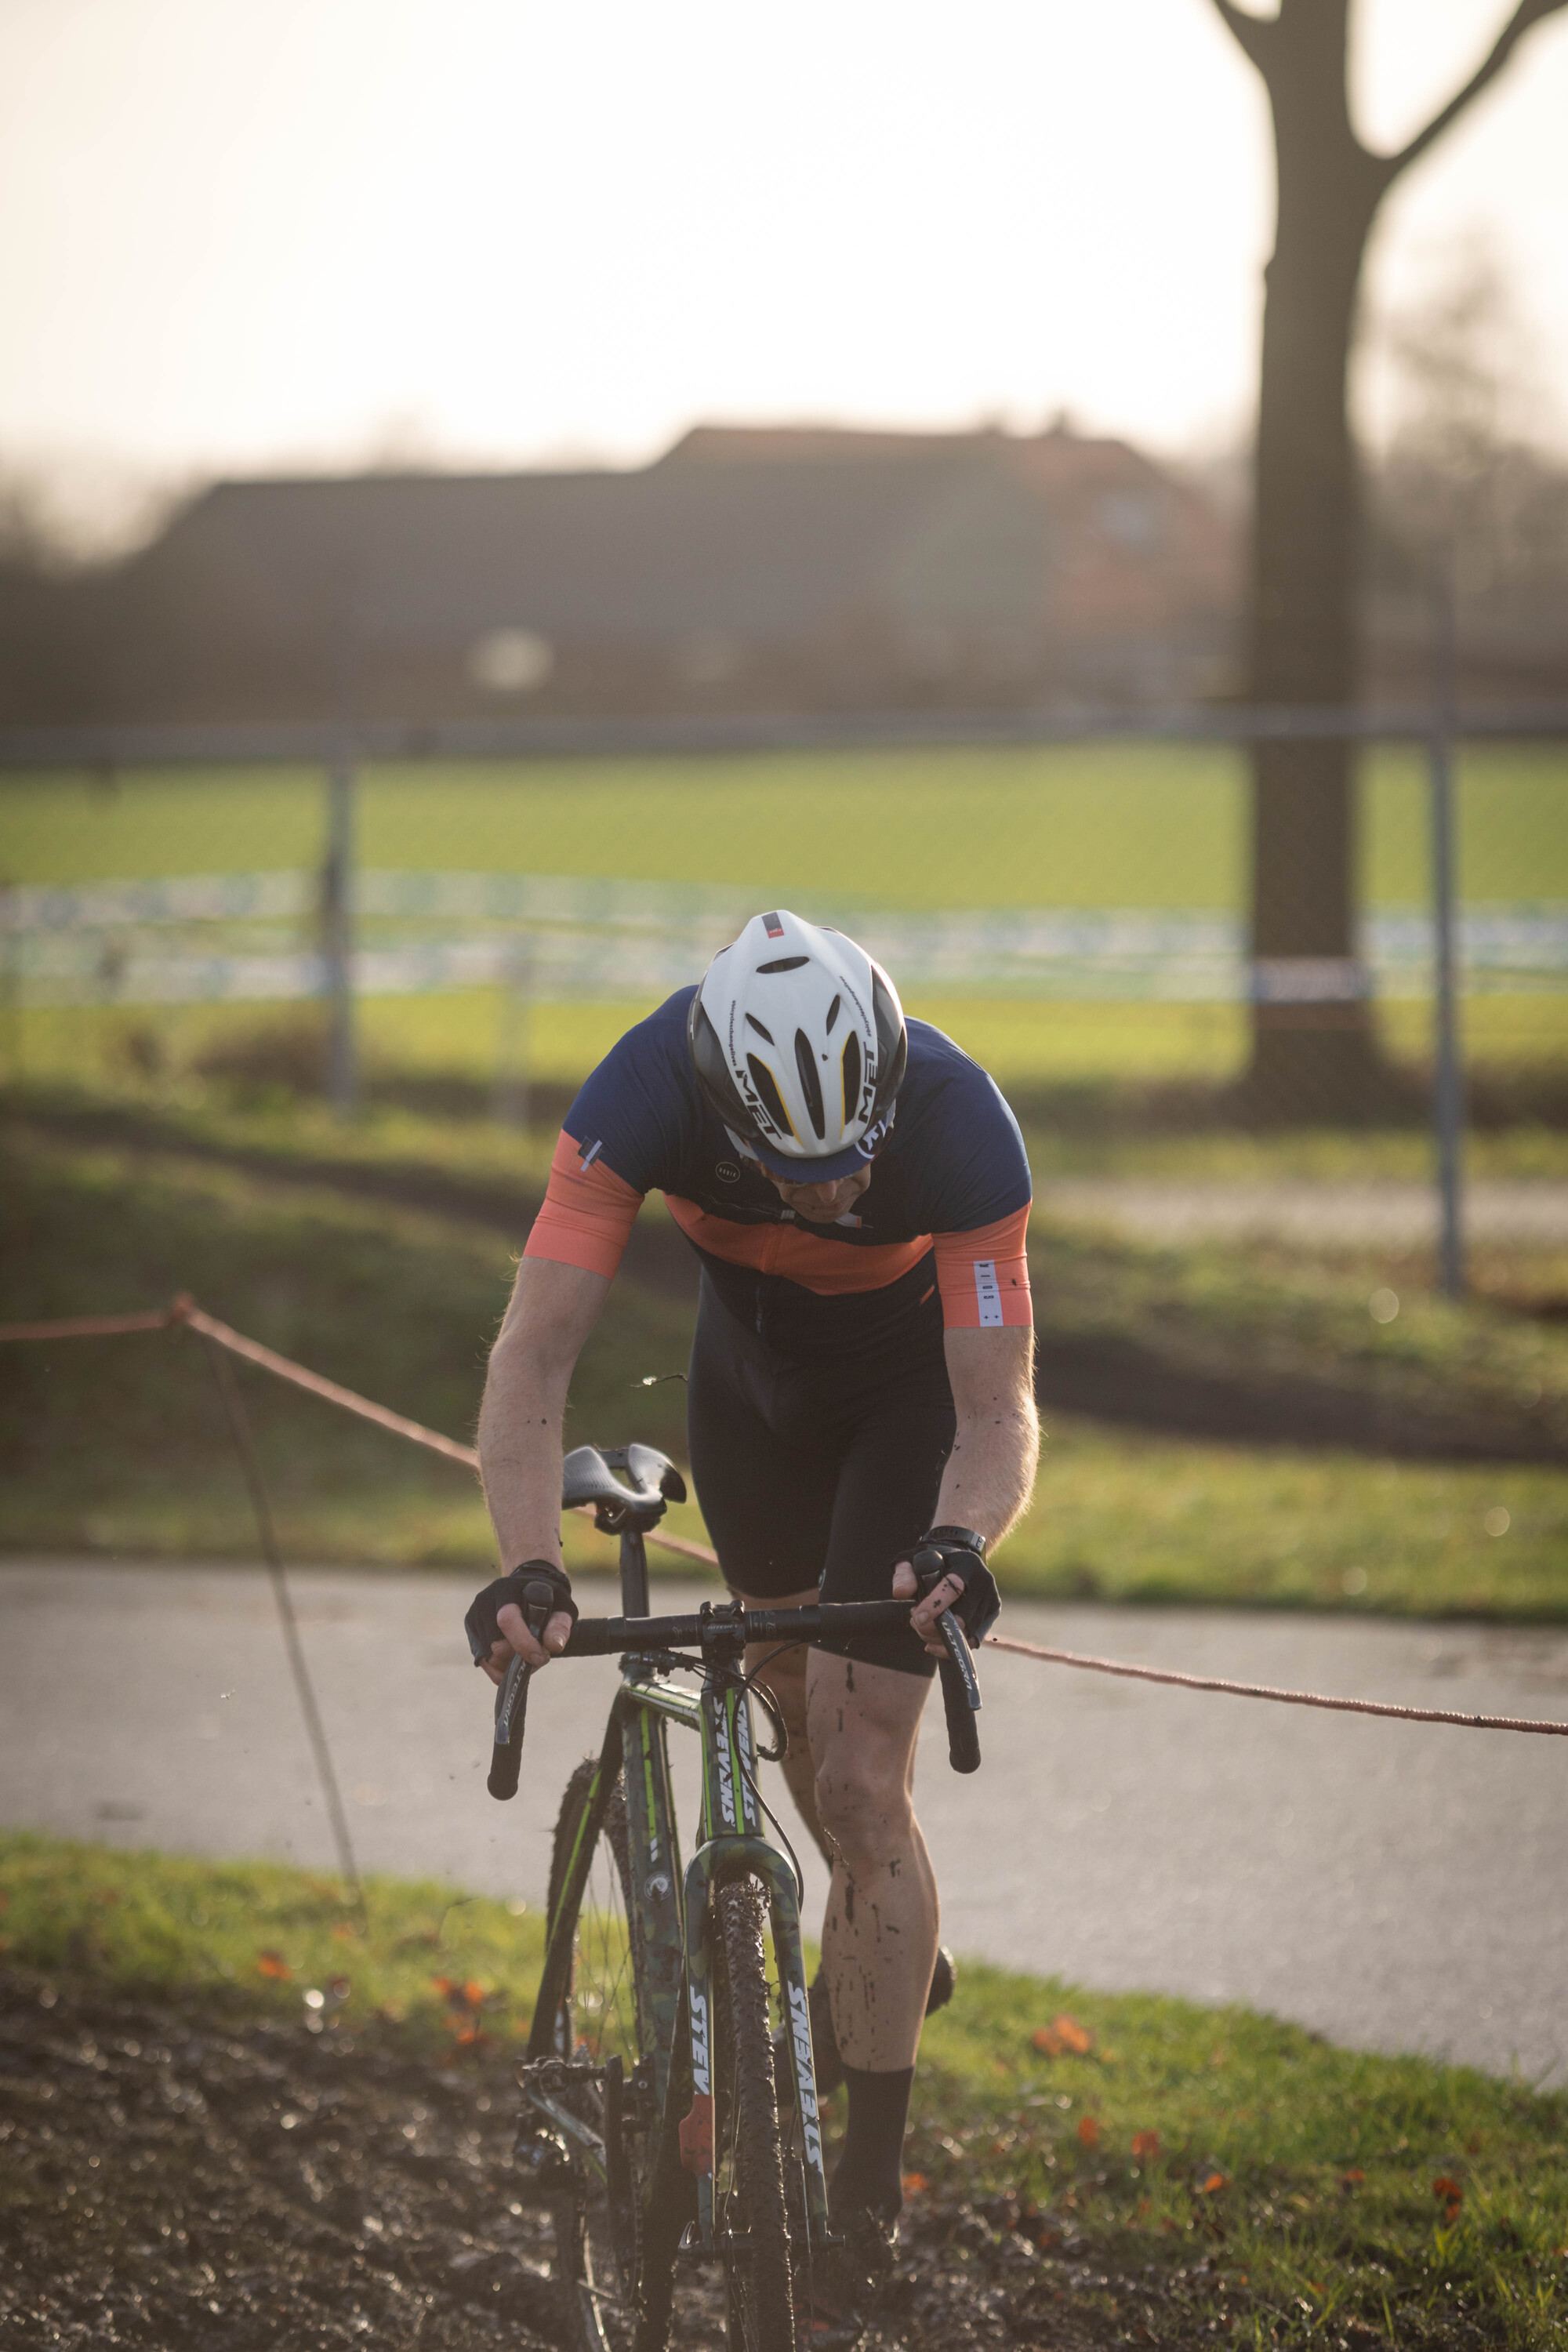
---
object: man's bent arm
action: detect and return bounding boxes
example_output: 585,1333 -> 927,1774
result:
898,1324 -> 1038,1647
477,1256 -> 610,1671
932,1323 -> 1039,1547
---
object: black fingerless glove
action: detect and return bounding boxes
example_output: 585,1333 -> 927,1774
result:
464,1559 -> 578,1665
909,1524 -> 1001,1649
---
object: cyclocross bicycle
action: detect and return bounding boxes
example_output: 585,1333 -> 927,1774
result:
484,1441 -> 983,2352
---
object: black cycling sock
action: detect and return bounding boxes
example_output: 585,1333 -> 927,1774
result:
830,2062 -> 914,2223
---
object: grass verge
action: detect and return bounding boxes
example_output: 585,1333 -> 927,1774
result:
3,1830 -> 1565,2348
5,1109 -> 1568,1612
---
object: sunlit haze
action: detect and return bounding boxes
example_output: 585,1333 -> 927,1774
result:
2,0 -> 1566,521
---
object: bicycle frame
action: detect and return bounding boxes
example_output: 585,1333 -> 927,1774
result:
522,1526 -> 832,2262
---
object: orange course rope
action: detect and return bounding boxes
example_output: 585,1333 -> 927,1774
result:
983,1633 -> 1568,1740
0,1295 -> 720,1570
5,1296 -> 1567,1737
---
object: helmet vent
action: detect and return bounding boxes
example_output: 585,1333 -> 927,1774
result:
840,1031 -> 862,1127
825,994 -> 841,1033
794,1030 -> 826,1139
745,1014 -> 775,1044
757,956 -> 808,975
746,1054 -> 793,1138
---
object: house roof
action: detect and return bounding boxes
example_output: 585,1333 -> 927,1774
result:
121,421 -> 1235,656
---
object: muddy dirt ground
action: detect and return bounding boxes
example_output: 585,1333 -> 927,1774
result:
0,1968 -> 1300,2350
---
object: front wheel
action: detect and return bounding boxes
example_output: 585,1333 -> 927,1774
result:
712,1875 -> 797,2352
539,1757 -> 677,2352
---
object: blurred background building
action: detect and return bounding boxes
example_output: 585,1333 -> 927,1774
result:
2,420 -> 1242,725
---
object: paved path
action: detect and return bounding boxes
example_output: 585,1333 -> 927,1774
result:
1036,1175 -> 1568,1249
5,1563 -> 1566,2083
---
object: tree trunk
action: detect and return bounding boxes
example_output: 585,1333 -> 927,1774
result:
1242,8 -> 1388,1120
1214,0 -> 1568,1118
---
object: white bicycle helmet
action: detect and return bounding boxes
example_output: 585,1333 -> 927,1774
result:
687,910 -> 907,1178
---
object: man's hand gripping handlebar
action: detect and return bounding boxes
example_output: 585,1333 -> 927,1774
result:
465,1564 -> 578,1802
893,1526 -> 1000,1778
466,1558 -> 578,1681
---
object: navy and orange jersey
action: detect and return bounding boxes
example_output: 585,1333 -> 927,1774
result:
524,987 -> 1032,1362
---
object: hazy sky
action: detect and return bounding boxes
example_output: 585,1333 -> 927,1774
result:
2,0 -> 1566,504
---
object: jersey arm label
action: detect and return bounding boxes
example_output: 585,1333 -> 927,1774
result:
934,1206 -> 1033,1330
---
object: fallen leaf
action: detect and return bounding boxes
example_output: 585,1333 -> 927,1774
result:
1031,2026 -> 1063,2056
430,1975 -> 455,1998
462,1980 -> 486,2009
902,2173 -> 928,2197
1077,2116 -> 1100,2149
1053,2013 -> 1092,2056
1131,2129 -> 1161,2161
1200,2172 -> 1228,2194
1340,2169 -> 1365,2190
256,1951 -> 291,1981
1432,2176 -> 1463,2205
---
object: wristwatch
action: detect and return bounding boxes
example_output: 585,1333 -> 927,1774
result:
920,1523 -> 989,1559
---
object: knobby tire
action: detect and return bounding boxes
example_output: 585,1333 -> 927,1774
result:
713,1875 -> 797,2352
543,1758 -> 678,2352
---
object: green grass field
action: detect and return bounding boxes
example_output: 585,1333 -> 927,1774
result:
4,742 -> 1566,904
5,1830 -> 1567,2348
5,742 -> 1564,1104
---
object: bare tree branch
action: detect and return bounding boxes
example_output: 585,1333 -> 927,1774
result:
1207,0 -> 1276,71
1383,0 -> 1568,183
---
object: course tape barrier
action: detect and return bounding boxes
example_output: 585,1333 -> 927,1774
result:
7,868 -> 1568,1007
5,1298 -> 1567,1737
0,1295 -> 720,1570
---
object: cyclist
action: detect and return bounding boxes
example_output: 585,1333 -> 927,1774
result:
470,909 -> 1037,2328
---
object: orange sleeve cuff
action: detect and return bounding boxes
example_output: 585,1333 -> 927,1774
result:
933,1206 -> 1033,1330
522,1131 -> 644,1279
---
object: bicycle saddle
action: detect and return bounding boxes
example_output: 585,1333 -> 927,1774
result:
561,1443 -> 687,1530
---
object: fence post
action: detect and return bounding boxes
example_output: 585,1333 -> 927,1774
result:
0,876 -> 18,1080
321,756 -> 356,1113
1428,582 -> 1465,1301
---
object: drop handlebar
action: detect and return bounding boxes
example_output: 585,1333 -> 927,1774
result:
488,1595 -> 982,1797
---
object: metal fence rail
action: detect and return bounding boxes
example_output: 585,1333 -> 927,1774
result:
5,700 -> 1568,1300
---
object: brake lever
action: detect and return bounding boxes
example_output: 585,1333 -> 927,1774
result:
487,1579 -> 556,1801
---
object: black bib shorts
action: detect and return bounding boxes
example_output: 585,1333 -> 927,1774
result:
686,1273 -> 955,1679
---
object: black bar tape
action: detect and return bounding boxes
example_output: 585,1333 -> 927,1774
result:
486,1578 -> 558,1802
936,1614 -> 982,1775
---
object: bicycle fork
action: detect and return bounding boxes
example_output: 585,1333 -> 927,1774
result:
677,1674 -> 832,2255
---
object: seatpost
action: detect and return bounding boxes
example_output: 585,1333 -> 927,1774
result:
619,1523 -> 651,1617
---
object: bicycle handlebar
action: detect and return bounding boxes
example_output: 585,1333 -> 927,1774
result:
486,1597 -> 983,1793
